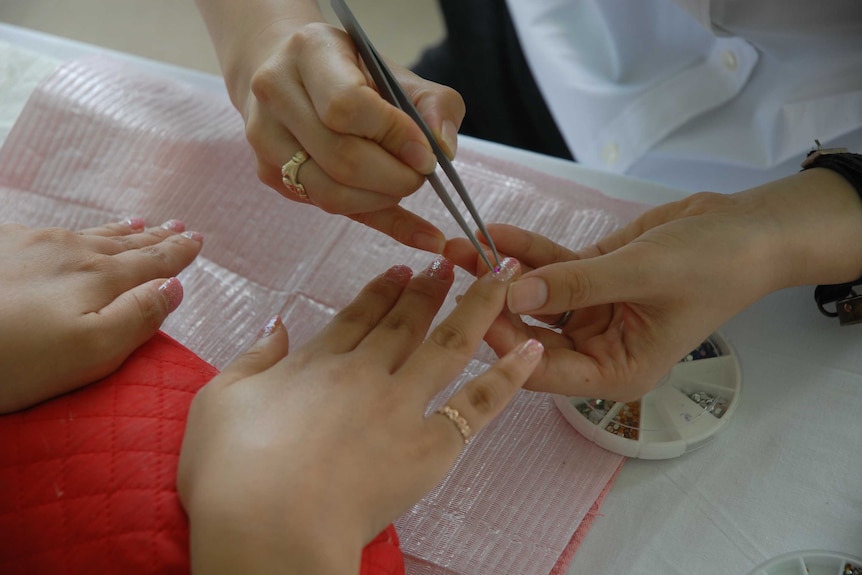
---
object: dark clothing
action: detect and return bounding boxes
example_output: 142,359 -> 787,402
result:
411,0 -> 574,160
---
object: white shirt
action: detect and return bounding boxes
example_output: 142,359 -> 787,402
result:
505,0 -> 862,192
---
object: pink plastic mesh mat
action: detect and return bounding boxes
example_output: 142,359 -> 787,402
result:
0,57 -> 645,575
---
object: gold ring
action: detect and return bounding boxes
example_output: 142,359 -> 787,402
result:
281,149 -> 310,200
436,404 -> 472,445
549,310 -> 574,330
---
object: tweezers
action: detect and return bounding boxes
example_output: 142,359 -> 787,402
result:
331,0 -> 503,273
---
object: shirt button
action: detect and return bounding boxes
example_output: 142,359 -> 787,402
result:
721,50 -> 738,72
601,142 -> 620,166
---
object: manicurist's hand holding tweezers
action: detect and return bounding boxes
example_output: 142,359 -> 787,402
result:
331,0 -> 503,274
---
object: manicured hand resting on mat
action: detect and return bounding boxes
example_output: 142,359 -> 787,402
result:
0,217 -> 202,413
177,255 -> 544,575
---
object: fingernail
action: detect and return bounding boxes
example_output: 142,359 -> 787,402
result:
400,140 -> 437,174
121,216 -> 145,230
507,277 -> 548,313
422,255 -> 454,280
158,277 -> 184,314
181,230 -> 204,243
257,315 -> 282,339
440,120 -> 458,159
491,257 -> 519,283
161,219 -> 185,232
384,264 -> 413,285
412,231 -> 445,254
516,338 -> 544,363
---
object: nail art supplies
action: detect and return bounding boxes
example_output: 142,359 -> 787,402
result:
554,331 -> 742,459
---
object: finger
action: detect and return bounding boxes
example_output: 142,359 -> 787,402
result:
311,264 -> 413,354
405,71 -> 466,160
77,219 -> 191,256
429,338 -> 543,451
80,276 -> 186,373
357,256 -> 454,371
483,224 -> 578,270
211,316 -> 291,387
348,206 -> 445,254
297,28 -> 437,174
106,229 -> 203,289
77,217 -> 146,237
249,110 -> 423,208
400,257 -> 520,398
506,244 -> 662,316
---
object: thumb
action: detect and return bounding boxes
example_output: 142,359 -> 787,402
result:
216,316 -> 290,385
506,246 -> 661,315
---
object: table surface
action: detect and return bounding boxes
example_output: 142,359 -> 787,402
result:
2,22 -> 860,575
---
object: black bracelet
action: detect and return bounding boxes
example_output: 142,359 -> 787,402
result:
802,141 -> 862,324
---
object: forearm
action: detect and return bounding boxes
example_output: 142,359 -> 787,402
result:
188,501 -> 359,575
194,0 -> 325,109
742,167 -> 862,289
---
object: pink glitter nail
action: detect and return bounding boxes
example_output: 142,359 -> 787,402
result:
492,257 -> 519,282
158,277 -> 183,313
422,256 -> 454,280
257,315 -> 283,339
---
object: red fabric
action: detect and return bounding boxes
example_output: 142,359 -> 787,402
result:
0,331 -> 403,574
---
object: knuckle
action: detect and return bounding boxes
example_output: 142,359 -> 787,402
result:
318,88 -> 362,133
561,267 -> 592,307
428,322 -> 469,354
380,312 -> 422,339
465,382 -> 500,415
333,305 -> 380,333
249,65 -> 280,105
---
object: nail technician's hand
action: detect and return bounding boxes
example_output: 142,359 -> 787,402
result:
0,218 -> 203,413
196,0 -> 465,252
178,256 -> 542,575
446,171 -> 862,401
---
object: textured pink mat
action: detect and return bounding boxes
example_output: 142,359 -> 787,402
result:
0,57 -> 646,575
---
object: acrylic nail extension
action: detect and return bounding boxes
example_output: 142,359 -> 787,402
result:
158,277 -> 184,314
492,257 -> 520,283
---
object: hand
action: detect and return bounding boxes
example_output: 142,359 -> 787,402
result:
445,171 -> 862,401
177,256 -> 543,574
0,218 -> 203,413
230,18 -> 465,252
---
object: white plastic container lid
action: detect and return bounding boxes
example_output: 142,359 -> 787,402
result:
748,550 -> 862,575
553,331 -> 742,459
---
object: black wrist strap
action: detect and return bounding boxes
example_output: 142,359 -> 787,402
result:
802,141 -> 862,324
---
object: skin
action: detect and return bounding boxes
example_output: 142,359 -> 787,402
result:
177,256 -> 544,574
0,218 -> 202,413
445,169 -> 862,401
194,0 -> 466,253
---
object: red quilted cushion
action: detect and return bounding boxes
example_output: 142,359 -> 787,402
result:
0,331 -> 403,574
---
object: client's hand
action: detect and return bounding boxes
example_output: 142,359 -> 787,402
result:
446,171 -> 862,401
177,256 -> 542,575
0,218 -> 203,413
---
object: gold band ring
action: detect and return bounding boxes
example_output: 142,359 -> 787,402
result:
436,404 -> 472,445
281,149 -> 310,200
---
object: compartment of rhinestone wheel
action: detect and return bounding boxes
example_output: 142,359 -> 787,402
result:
553,333 -> 742,459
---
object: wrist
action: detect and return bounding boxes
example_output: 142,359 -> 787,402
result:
744,168 -> 862,289
186,493 -> 358,575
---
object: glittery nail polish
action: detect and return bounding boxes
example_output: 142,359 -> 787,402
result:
181,231 -> 204,243
422,256 -> 454,280
158,277 -> 183,313
257,315 -> 282,339
384,264 -> 414,285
